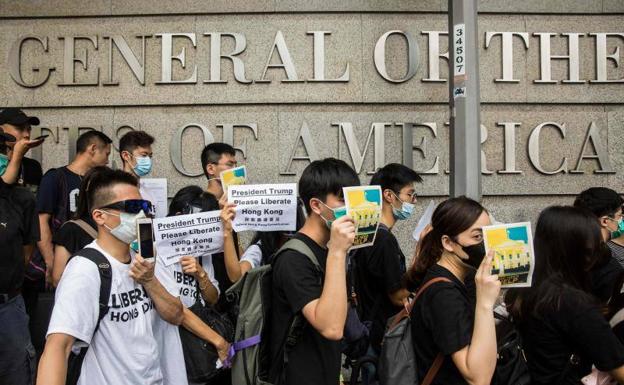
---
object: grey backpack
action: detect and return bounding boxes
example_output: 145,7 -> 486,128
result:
226,238 -> 322,385
378,277 -> 451,385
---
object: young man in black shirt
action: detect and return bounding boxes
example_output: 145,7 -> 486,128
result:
351,163 -> 421,384
0,134 -> 40,385
0,108 -> 44,191
574,187 -> 624,302
36,130 -> 112,286
269,158 -> 358,385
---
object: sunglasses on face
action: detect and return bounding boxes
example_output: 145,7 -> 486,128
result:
100,199 -> 153,215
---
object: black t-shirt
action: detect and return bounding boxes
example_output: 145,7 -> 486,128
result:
52,217 -> 97,255
0,181 -> 40,293
17,157 -> 42,193
212,231 -> 240,304
352,224 -> 406,352
269,233 -> 341,385
36,166 -> 82,227
519,284 -> 624,385
411,264 -> 474,385
590,251 -> 623,303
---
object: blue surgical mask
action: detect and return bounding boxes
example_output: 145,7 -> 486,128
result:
319,201 -> 346,229
133,156 -> 152,177
0,154 -> 8,176
611,218 -> 624,239
390,191 -> 415,220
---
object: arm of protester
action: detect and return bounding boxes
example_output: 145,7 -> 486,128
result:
181,307 -> 230,362
37,333 -> 75,385
23,245 -> 34,268
451,253 -> 500,385
37,213 -> 55,285
2,138 -> 43,184
301,216 -> 355,341
130,254 -> 184,325
180,256 -> 219,305
221,203 -> 244,282
52,245 -> 71,287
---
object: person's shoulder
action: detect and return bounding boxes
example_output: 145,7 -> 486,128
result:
7,185 -> 36,205
22,157 -> 42,170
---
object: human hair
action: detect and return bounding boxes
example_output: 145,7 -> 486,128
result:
76,131 -> 113,154
370,163 -> 422,193
249,201 -> 307,265
403,196 -> 486,288
119,130 -> 155,159
75,166 -> 109,220
298,158 -> 360,213
508,206 -> 602,320
574,187 -> 623,219
200,142 -> 236,178
168,185 -> 219,216
87,168 -> 138,210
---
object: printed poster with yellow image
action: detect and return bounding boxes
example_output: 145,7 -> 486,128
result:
220,166 -> 247,191
482,222 -> 535,288
343,186 -> 382,250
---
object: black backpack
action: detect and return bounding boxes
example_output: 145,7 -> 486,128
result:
492,312 -> 531,385
63,248 -> 112,385
179,257 -> 236,383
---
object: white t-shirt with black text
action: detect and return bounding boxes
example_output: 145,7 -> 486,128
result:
167,255 -> 220,308
47,240 -> 163,385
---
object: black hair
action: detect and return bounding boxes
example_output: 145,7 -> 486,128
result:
74,166 -> 109,220
76,131 -> 113,154
508,206 -> 602,320
200,143 -> 236,178
403,196 -> 486,289
298,158 -> 360,213
370,163 -> 422,194
249,201 -> 307,265
87,168 -> 138,210
574,187 -> 623,219
119,130 -> 155,160
168,185 -> 219,216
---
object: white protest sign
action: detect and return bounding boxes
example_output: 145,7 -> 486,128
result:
140,178 -> 168,218
228,183 -> 297,232
153,210 -> 223,266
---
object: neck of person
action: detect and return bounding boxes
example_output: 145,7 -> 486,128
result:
67,155 -> 92,177
96,231 -> 131,264
123,162 -> 138,178
437,251 -> 470,283
380,203 -> 397,230
206,178 -> 223,199
299,216 -> 329,249
613,235 -> 624,247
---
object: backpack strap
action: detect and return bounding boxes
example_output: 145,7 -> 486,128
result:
388,277 -> 452,331
74,248 -> 112,334
274,238 -> 322,273
66,219 -> 98,240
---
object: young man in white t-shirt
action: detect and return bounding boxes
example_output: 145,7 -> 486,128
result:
37,169 -> 184,385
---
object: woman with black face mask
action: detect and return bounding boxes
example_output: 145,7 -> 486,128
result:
403,196 -> 500,385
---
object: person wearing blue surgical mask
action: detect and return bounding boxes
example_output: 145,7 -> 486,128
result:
350,163 -> 422,385
119,130 -> 154,178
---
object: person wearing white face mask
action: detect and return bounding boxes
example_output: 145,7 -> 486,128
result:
38,168 -> 184,385
350,163 -> 422,385
119,130 -> 154,178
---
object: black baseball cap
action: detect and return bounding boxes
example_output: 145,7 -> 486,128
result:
0,108 -> 40,126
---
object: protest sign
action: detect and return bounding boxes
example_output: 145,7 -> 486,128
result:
220,166 -> 247,192
483,222 -> 535,288
153,210 -> 223,266
140,178 -> 168,218
343,185 -> 382,249
413,200 -> 436,241
228,183 -> 297,232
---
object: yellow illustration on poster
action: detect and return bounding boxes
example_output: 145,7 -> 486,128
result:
483,222 -> 535,288
343,186 -> 382,250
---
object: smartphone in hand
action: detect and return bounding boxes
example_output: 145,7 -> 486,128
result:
137,218 -> 155,259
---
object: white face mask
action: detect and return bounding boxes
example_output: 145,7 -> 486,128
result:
101,210 -> 146,244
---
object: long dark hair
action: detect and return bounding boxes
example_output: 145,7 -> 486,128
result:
508,206 -> 602,320
168,185 -> 219,216
403,196 -> 486,289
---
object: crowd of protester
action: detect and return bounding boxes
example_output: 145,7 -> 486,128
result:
2,108 -> 624,385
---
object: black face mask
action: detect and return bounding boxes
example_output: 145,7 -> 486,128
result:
458,241 -> 486,269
